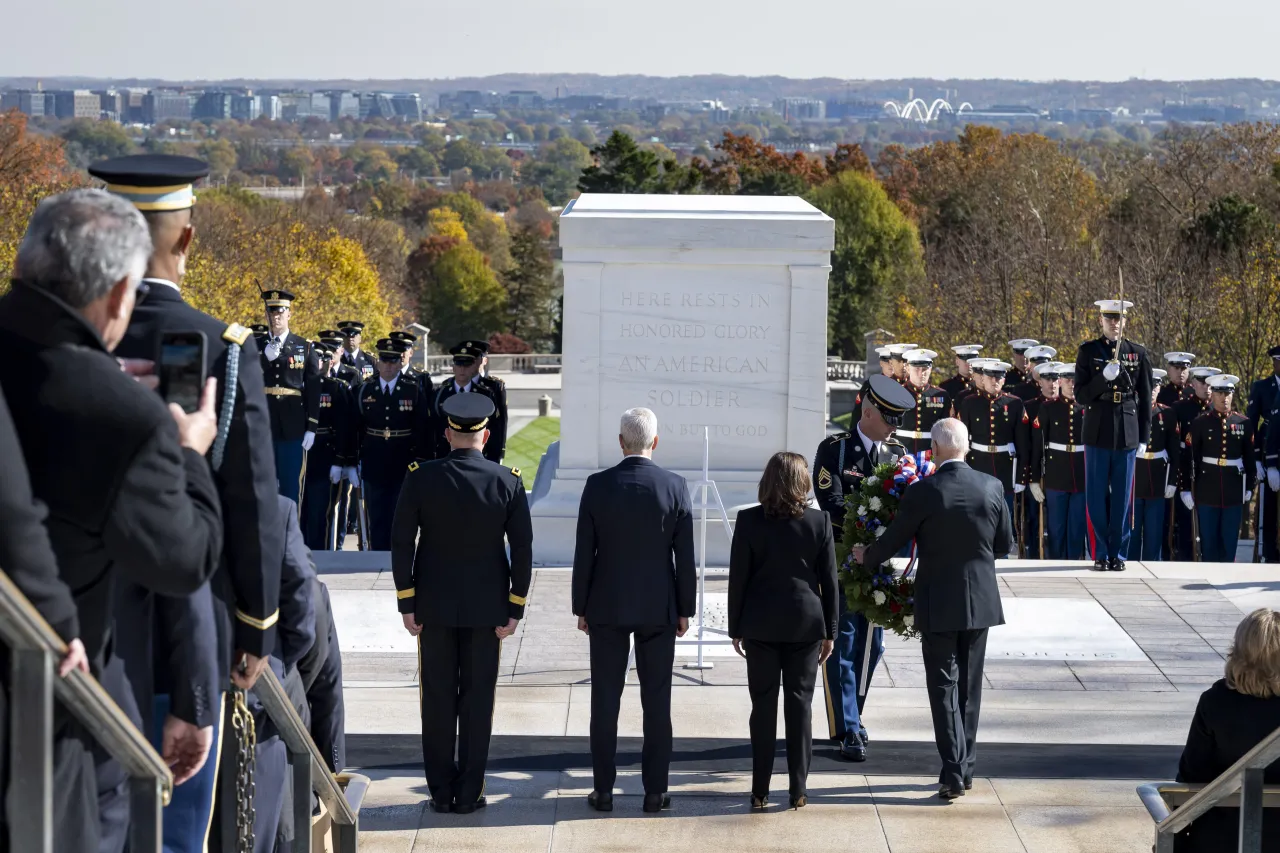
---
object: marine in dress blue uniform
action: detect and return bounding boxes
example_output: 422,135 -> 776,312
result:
1073,299 -> 1154,571
1031,364 -> 1090,559
938,344 -> 983,408
957,360 -> 1029,533
1006,338 -> 1040,390
1245,347 -> 1280,562
1173,368 -> 1220,560
1133,368 -> 1181,562
813,375 -> 914,762
302,342 -> 358,551
1012,346 -> 1057,557
1184,375 -> 1256,562
357,338 -> 432,550
260,289 -> 322,507
1158,352 -> 1197,408
1009,345 -> 1058,403
896,349 -> 952,458
432,341 -> 509,463
94,154 -> 283,853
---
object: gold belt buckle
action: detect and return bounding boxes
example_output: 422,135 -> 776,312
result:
1067,443 -> 1074,452
382,428 -> 390,439
1113,391 -> 1122,403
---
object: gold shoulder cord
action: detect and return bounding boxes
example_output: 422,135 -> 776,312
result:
230,687 -> 257,852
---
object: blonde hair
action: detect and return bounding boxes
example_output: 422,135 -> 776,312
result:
1224,609 -> 1280,699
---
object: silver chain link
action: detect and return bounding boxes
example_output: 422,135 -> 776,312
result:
229,688 -> 257,853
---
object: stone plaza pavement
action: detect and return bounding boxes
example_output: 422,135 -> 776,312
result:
319,554 -> 1280,852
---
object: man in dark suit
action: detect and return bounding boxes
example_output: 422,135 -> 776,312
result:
391,393 -> 531,815
858,417 -> 1011,801
572,407 -> 695,814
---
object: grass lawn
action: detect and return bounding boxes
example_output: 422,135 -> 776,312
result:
832,412 -> 853,430
505,417 -> 560,489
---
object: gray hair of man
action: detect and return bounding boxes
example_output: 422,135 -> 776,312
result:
930,417 -> 969,463
16,188 -> 152,309
619,407 -> 659,456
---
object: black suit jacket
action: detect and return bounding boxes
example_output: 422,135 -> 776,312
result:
1074,336 -> 1153,450
862,461 -> 1010,633
572,456 -> 696,626
728,506 -> 838,643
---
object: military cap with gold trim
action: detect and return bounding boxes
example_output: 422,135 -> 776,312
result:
441,392 -> 495,432
318,329 -> 344,346
389,330 -> 418,345
375,337 -> 408,359
87,154 -> 209,212
337,320 -> 365,337
450,339 -> 488,365
864,374 -> 916,427
261,289 -> 295,311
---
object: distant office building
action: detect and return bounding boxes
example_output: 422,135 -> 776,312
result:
439,90 -> 498,113
774,97 -> 826,121
230,94 -> 261,122
953,105 -> 1042,122
358,92 -> 396,120
143,90 -> 193,124
328,91 -> 360,121
1162,103 -> 1247,123
826,100 -> 887,121
120,89 -> 147,123
193,91 -> 233,121
277,92 -> 330,121
1049,107 -> 1114,125
94,90 -> 123,121
551,94 -> 631,112
502,90 -> 545,109
0,89 -> 45,118
47,90 -> 100,120
389,93 -> 423,122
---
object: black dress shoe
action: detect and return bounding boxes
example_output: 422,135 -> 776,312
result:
1090,559 -> 1108,571
964,780 -> 973,791
1109,558 -> 1126,572
429,799 -> 452,814
938,785 -> 966,800
839,734 -> 867,762
642,793 -> 671,813
454,797 -> 487,815
587,790 -> 613,812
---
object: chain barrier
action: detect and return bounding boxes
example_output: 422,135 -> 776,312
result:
229,687 -> 257,853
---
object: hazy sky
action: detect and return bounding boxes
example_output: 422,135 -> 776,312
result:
5,0 -> 1279,82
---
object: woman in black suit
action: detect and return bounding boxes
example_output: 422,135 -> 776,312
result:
729,451 -> 837,810
1176,607 -> 1280,852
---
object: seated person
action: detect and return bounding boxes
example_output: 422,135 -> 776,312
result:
1176,607 -> 1280,852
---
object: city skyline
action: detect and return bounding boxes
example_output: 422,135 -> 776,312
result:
5,0 -> 1280,82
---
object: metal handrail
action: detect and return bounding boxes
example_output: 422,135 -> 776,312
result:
0,569 -> 172,852
1138,723 -> 1280,852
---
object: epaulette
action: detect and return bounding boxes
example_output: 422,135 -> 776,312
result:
883,436 -> 905,448
508,466 -> 521,478
223,323 -> 251,346
408,461 -> 419,472
823,431 -> 851,444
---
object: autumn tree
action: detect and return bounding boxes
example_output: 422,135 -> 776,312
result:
0,110 -> 81,288
502,224 -> 557,349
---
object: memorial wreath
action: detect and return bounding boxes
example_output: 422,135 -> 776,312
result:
835,453 -> 936,638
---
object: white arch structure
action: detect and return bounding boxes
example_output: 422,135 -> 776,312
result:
882,98 -> 973,123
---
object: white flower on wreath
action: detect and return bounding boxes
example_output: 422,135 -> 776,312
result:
866,478 -> 879,488
872,590 -> 887,606
902,615 -> 915,629
874,526 -> 886,538
856,505 -> 868,517
868,496 -> 883,512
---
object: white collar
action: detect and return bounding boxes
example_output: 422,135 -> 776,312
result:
454,378 -> 475,394
855,423 -> 877,457
141,277 -> 180,293
938,458 -> 965,469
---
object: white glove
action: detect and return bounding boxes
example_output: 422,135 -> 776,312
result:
264,341 -> 280,361
1245,491 -> 1253,503
329,465 -> 342,484
344,466 -> 359,483
1257,462 -> 1266,481
1102,362 -> 1121,381
1181,491 -> 1195,510
1013,483 -> 1026,494
1164,484 -> 1177,500
1269,468 -> 1280,493
1137,443 -> 1147,458
301,430 -> 315,452
1030,483 -> 1045,503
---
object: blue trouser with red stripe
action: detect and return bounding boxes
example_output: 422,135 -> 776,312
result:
1084,446 -> 1136,562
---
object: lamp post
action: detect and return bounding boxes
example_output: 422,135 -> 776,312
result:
408,323 -> 430,373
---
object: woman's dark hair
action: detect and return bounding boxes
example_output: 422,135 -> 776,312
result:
758,451 -> 811,519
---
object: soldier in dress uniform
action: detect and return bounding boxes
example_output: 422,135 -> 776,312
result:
94,153 -> 282,850
1010,345 -> 1058,402
391,392 -> 532,814
260,289 -> 322,507
431,341 -> 508,463
1030,364 -> 1088,559
319,329 -> 362,388
957,360 -> 1028,548
1246,346 -> 1280,562
301,342 -> 357,551
939,344 -> 983,402
1019,361 -> 1062,558
391,330 -> 435,397
897,349 -> 951,457
251,323 -> 269,348
1074,299 -> 1154,572
1007,339 -> 1040,388
884,343 -> 918,382
813,374 -> 914,762
1173,367 -> 1221,560
1183,375 -> 1255,562
321,329 -> 364,548
356,338 -> 432,550
1133,368 -> 1181,562
338,320 -> 377,385
1158,352 -> 1196,407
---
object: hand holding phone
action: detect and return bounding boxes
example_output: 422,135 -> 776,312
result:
159,331 -> 208,414
169,378 -> 219,456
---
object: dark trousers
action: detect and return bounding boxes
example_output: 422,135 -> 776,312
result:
921,628 -> 988,792
1261,485 -> 1280,562
1174,499 -> 1196,561
1021,495 -> 1041,558
1084,446 -> 1136,561
308,604 -> 347,773
96,655 -> 141,853
1046,490 -> 1088,560
744,639 -> 820,799
364,475 -> 405,551
1197,505 -> 1244,563
418,626 -> 501,806
588,624 -> 676,795
273,439 -> 307,507
822,598 -> 882,742
302,470 -> 342,551
1132,497 -> 1167,561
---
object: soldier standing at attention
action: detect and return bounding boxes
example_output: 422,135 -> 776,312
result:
260,289 -> 321,507
1030,364 -> 1087,559
1133,368 -> 1181,562
958,360 -> 1027,543
1010,346 -> 1057,402
1006,339 -> 1040,388
1020,361 -> 1061,558
1246,346 -> 1280,562
302,341 -> 357,551
897,349 -> 951,458
813,375 -> 914,762
338,320 -> 377,385
432,341 -> 509,463
1173,367 -> 1221,560
357,338 -> 431,550
1158,353 -> 1196,408
1184,375 -> 1255,563
391,393 -> 532,815
1074,299 -> 1154,572
392,330 -> 435,397
939,344 -> 983,402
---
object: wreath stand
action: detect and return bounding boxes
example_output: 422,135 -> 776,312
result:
858,544 -> 918,698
